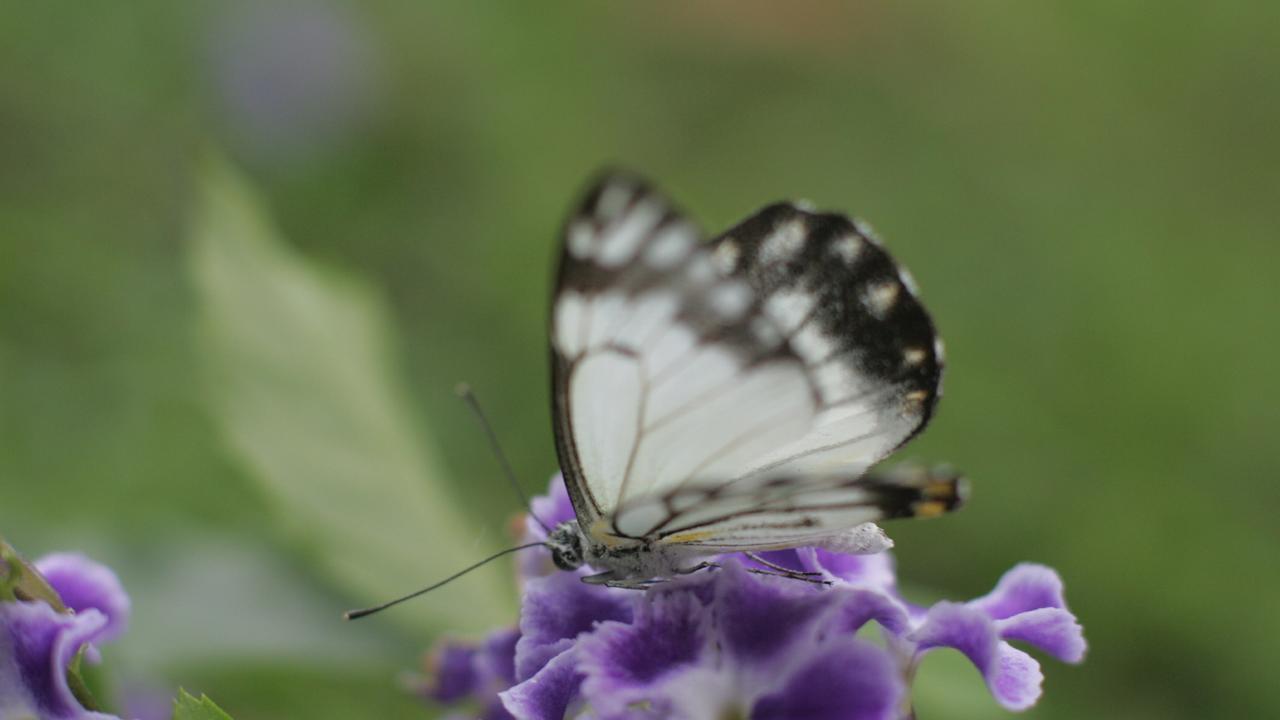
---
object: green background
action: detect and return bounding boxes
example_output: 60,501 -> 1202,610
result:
2,2 -> 1276,718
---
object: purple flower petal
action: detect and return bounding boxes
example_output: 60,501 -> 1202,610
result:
424,642 -> 480,703
987,644 -> 1043,712
480,627 -> 520,687
910,602 -> 1044,712
0,601 -> 119,720
825,587 -> 912,638
912,602 -> 998,666
514,571 -> 633,681
713,562 -> 835,670
968,563 -> 1067,620
529,474 -> 577,532
34,553 -> 130,645
577,590 -> 708,714
480,699 -> 517,720
207,0 -> 382,163
740,549 -> 807,573
796,547 -> 897,593
500,647 -> 585,720
750,636 -> 904,720
996,608 -> 1086,663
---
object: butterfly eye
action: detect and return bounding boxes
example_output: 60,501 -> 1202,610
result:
551,535 -> 583,571
547,524 -> 584,571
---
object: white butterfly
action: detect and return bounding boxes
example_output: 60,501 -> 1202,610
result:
544,172 -> 965,588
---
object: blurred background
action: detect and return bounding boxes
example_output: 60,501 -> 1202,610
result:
2,1 -> 1277,718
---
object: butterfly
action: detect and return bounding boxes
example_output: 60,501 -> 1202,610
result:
543,171 -> 965,588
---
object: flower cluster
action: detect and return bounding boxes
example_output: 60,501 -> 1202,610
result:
419,476 -> 1085,720
1,549 -> 132,720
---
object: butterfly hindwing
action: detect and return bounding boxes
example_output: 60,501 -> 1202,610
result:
630,465 -> 966,553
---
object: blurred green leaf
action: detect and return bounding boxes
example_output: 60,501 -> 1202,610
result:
189,154 -> 513,637
173,690 -> 234,720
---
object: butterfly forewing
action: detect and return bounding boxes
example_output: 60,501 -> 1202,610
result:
550,173 -> 946,548
551,174 -> 816,532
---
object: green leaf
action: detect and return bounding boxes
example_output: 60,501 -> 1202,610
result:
189,153 -> 514,636
173,689 -> 234,720
0,537 -> 67,610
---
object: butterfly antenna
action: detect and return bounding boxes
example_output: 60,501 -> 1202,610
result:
455,382 -> 553,533
344,541 -> 546,620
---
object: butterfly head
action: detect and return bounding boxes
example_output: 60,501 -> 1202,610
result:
546,521 -> 586,571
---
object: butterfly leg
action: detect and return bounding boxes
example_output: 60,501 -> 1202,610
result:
747,568 -> 832,586
742,553 -> 830,586
581,570 -> 619,585
606,577 -> 666,590
742,552 -> 822,577
674,561 -> 719,576
582,571 -> 666,590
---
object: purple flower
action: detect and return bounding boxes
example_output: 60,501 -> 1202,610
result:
420,475 -> 1086,719
207,0 -> 382,164
413,627 -> 521,720
902,564 -> 1087,711
569,563 -> 906,720
1,553 -> 131,720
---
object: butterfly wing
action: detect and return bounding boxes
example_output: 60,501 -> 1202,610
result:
612,465 -> 966,554
550,173 -> 948,548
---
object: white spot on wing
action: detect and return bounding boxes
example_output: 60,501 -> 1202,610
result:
862,281 -> 900,320
596,181 -> 633,221
646,223 -> 695,269
764,288 -> 816,335
712,239 -> 740,275
568,220 -> 594,259
813,360 -> 862,403
792,322 -> 837,364
686,255 -> 717,286
904,347 -> 927,366
934,337 -> 946,363
750,317 -> 782,347
599,199 -> 664,267
708,281 -> 752,321
759,219 -> 806,265
831,235 -> 863,267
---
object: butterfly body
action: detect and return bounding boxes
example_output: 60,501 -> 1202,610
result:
546,520 -> 700,586
548,172 -> 966,588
